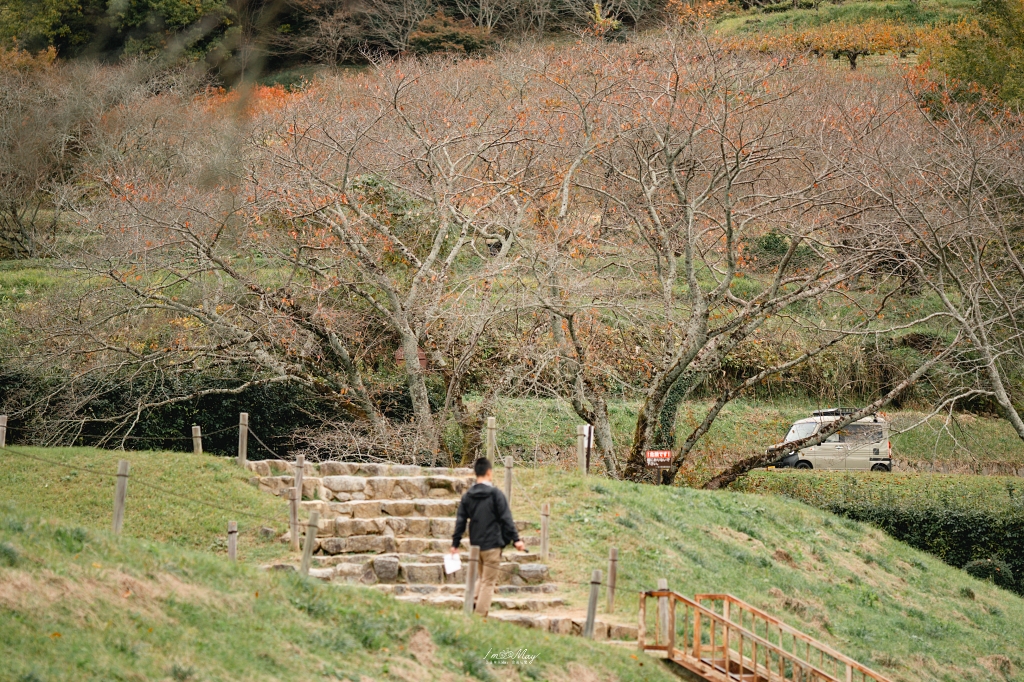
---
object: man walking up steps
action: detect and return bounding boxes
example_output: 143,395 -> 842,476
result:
451,457 -> 525,617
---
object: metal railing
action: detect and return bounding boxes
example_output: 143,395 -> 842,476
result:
638,590 -> 893,682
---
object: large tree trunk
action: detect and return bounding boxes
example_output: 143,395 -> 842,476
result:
399,329 -> 436,459
591,397 -> 619,477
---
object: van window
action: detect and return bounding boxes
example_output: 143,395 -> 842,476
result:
785,422 -> 817,443
841,423 -> 884,444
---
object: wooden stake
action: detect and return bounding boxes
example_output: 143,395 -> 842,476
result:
228,521 -> 238,561
667,596 -> 676,658
289,488 -> 300,552
607,547 -> 618,612
112,460 -> 130,535
540,502 -> 550,561
300,511 -> 319,575
0,415 -> 7,448
576,425 -> 587,474
584,569 -> 602,639
463,545 -> 480,616
485,416 -> 496,460
658,578 -> 669,646
237,412 -> 249,467
294,454 -> 305,501
191,425 -> 202,455
503,456 -> 512,509
637,592 -> 647,652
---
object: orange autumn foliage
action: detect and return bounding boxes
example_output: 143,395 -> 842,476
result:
734,19 -> 948,69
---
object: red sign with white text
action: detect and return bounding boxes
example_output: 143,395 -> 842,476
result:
645,450 -> 673,467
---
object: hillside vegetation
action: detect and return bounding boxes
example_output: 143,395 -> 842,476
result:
0,502 -> 674,682
516,467 -> 1024,682
487,398 -> 1024,476
3,447 -> 1023,681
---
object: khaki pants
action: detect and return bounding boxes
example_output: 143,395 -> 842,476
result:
474,548 -> 502,616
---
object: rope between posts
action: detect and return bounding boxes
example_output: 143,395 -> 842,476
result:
246,428 -> 281,458
114,425 -> 239,442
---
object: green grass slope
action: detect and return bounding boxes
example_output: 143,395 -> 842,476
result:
0,503 -> 673,682
511,468 -> 1024,682
3,447 -> 1023,681
0,447 -> 294,564
714,0 -> 976,35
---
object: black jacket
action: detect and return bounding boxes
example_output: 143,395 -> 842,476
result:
452,483 -> 519,552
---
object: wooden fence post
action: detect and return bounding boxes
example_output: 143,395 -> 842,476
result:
464,545 -> 480,616
584,569 -> 602,639
228,521 -> 238,561
540,503 -> 550,561
191,425 -> 202,455
658,578 -> 669,646
112,460 -> 130,535
237,413 -> 249,467
667,596 -> 676,658
289,488 -> 300,552
576,425 -> 587,475
607,547 -> 618,612
503,456 -> 512,508
485,416 -> 496,460
294,454 -> 305,501
637,592 -> 647,651
0,415 -> 7,448
300,511 -> 319,575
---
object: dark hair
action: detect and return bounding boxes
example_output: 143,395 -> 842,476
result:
474,457 -> 492,478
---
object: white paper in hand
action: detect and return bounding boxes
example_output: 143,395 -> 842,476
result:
444,552 -> 462,575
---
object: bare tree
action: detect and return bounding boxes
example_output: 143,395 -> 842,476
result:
834,94 -> 1024,442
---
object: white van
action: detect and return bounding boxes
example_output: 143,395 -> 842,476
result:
770,409 -> 892,472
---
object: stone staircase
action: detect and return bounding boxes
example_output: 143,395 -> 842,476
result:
248,459 -> 637,640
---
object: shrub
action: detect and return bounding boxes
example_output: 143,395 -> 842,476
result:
408,11 -> 492,55
0,542 -> 18,567
964,558 -> 1016,589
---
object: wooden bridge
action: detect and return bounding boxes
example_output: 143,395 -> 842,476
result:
637,590 -> 894,682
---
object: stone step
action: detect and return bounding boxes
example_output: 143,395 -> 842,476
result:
393,593 -> 566,611
301,499 -> 461,519
314,553 -> 550,586
247,460 -> 473,479
486,613 -> 639,641
371,583 -> 560,597
314,551 -> 541,566
315,516 -> 533,540
315,535 -> 540,556
256,474 -> 474,502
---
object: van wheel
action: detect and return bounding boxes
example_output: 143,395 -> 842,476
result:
795,461 -> 812,470
871,463 -> 890,472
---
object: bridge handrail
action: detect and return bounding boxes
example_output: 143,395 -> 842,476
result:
694,593 -> 895,682
639,589 -> 841,682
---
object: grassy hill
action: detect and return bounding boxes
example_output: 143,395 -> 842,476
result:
3,446 -> 1023,681
714,0 -> 977,35
515,468 -> 1024,682
0,502 -> 674,682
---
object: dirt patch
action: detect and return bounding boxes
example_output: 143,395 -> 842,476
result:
714,526 -> 766,551
772,549 -> 797,567
407,628 -> 436,667
979,655 -> 1014,679
546,662 -> 615,682
0,565 -> 225,624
